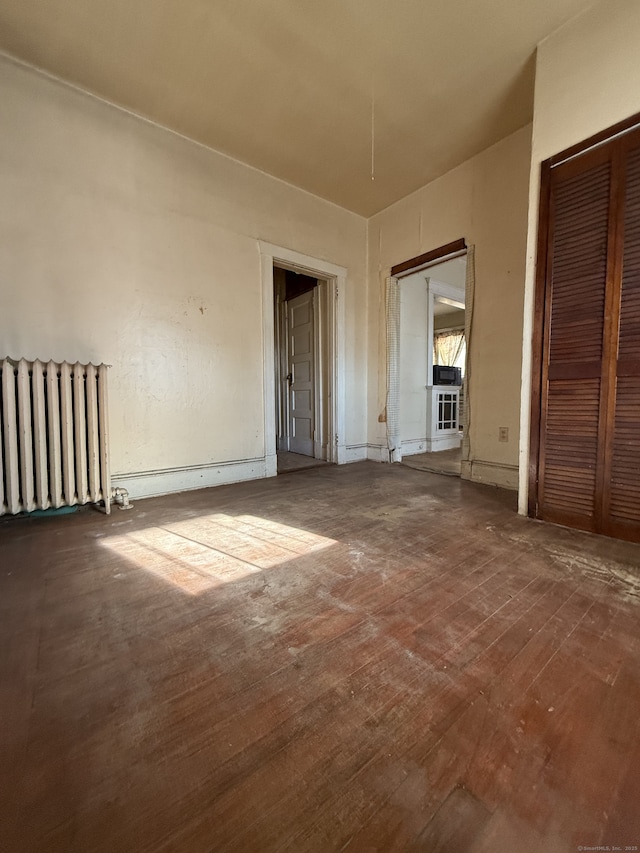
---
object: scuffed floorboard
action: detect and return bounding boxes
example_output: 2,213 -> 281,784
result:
1,461 -> 639,852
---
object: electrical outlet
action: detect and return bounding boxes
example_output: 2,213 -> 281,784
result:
498,426 -> 509,443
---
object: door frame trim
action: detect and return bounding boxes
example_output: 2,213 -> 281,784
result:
259,242 -> 346,476
526,158 -> 552,518
527,111 -> 640,521
312,286 -> 324,459
391,238 -> 467,278
385,251 -> 467,464
522,109 -> 640,517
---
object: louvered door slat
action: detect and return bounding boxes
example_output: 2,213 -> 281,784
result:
538,159 -> 611,531
540,379 -> 600,526
609,143 -> 640,533
534,122 -> 640,544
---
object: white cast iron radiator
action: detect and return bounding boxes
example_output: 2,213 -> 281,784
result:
0,358 -> 111,516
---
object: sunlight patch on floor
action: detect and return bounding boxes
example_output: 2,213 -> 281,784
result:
99,513 -> 336,594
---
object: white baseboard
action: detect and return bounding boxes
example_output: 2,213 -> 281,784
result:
461,459 -> 518,490
400,438 -> 427,456
112,457 -> 270,500
343,443 -> 391,463
425,435 -> 462,452
314,439 -> 327,460
345,444 -> 368,463
334,443 -> 347,463
265,453 -> 277,478
366,443 -> 390,463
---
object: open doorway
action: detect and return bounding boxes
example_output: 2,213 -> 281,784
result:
395,253 -> 467,477
273,267 -> 331,474
260,242 -> 346,478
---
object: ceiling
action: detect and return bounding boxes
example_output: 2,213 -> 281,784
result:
0,0 -> 596,216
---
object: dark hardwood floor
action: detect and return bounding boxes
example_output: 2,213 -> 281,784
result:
1,461 -> 640,853
277,450 -> 330,474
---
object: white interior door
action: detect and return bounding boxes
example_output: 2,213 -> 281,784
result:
287,290 -> 315,456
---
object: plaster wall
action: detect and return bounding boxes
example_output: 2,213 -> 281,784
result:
368,125 -> 532,488
0,56 -> 367,497
434,310 -> 465,332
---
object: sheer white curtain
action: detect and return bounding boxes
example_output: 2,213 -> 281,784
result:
434,330 -> 465,370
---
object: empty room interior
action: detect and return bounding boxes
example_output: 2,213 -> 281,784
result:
2,1 -> 640,851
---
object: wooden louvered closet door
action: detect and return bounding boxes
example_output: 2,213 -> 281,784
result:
607,139 -> 640,539
535,125 -> 640,543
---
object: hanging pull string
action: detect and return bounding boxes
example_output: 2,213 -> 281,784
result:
371,75 -> 376,182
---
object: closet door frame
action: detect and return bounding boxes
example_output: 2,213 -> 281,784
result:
529,110 -> 640,533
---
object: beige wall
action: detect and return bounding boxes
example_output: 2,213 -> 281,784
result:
519,0 -> 640,509
434,310 -> 465,332
0,51 -> 538,501
368,125 -> 532,488
0,56 -> 367,497
533,0 -> 640,164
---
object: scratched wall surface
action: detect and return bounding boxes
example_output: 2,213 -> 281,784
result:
0,55 -> 367,484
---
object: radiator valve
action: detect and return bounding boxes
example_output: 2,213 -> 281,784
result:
111,487 -> 133,511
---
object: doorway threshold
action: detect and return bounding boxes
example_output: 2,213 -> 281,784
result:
277,451 -> 331,474
400,447 -> 461,477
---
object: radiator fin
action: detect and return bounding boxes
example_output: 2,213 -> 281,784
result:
0,358 -> 111,516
